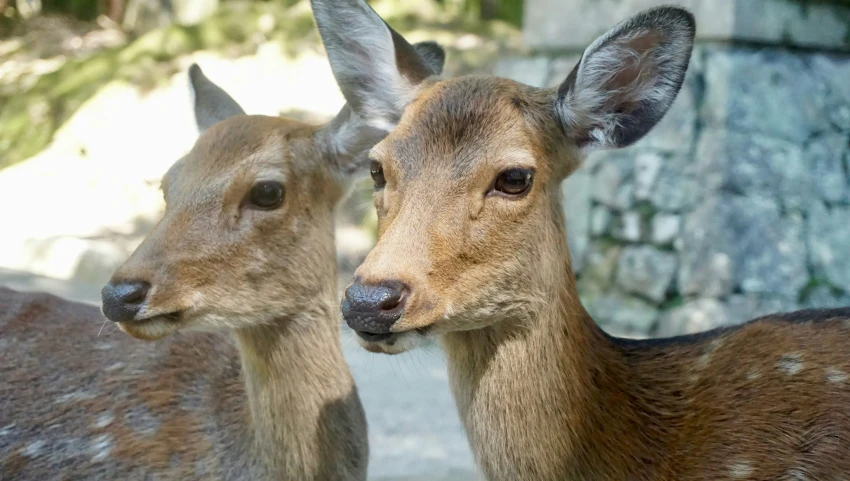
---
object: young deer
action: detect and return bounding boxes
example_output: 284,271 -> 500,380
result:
311,2 -> 850,480
1,48 -> 444,480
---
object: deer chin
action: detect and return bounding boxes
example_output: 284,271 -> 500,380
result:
354,326 -> 432,355
118,313 -> 183,341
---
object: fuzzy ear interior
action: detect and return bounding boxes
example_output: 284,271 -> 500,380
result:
188,64 -> 246,133
555,6 -> 695,150
310,0 -> 444,132
411,41 -> 446,77
318,40 -> 445,178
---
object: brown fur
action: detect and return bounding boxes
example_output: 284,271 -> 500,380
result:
0,114 -> 368,480
313,3 -> 850,479
360,75 -> 850,481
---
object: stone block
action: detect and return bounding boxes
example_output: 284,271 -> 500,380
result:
546,55 -> 583,88
591,159 -> 634,210
803,286 -> 850,310
633,152 -> 664,202
650,214 -> 681,245
656,298 -> 731,337
811,55 -> 850,132
807,202 -> 850,293
701,47 -> 830,144
649,170 -> 702,213
493,56 -> 551,88
590,205 -> 612,236
615,245 -> 677,303
522,0 -> 850,52
588,291 -> 659,334
611,211 -> 642,242
678,194 -> 807,299
695,129 -> 810,210
805,134 -> 850,204
562,167 -> 593,272
725,295 -> 798,324
580,242 -> 623,288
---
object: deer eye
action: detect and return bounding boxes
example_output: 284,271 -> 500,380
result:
370,161 -> 386,189
248,181 -> 285,210
492,168 -> 533,197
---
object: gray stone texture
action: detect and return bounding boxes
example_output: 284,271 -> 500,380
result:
523,0 -> 850,52
590,206 -> 612,237
589,291 -> 659,334
701,47 -> 831,145
695,129 -> 810,210
650,214 -> 681,246
805,134 -> 850,204
678,195 -> 807,299
811,55 -> 850,132
591,159 -> 634,211
615,246 -> 677,303
803,286 -> 850,310
562,167 -> 592,272
648,167 -> 703,213
807,202 -> 850,294
546,55 -> 583,88
492,56 -> 550,87
633,152 -> 663,202
532,0 -> 850,338
611,211 -> 642,243
725,295 -> 798,325
580,242 -> 622,289
656,299 -> 732,338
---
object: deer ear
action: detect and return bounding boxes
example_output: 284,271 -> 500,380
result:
554,6 -> 695,150
319,40 -> 446,178
310,0 -> 443,133
412,41 -> 446,76
188,64 -> 246,134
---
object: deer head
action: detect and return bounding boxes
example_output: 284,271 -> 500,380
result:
312,1 -> 695,353
100,54 -> 444,341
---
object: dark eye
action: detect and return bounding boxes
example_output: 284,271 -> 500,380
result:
370,161 -> 386,189
248,181 -> 285,210
492,168 -> 533,197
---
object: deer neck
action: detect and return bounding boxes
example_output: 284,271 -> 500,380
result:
233,280 -> 366,480
441,252 -> 662,481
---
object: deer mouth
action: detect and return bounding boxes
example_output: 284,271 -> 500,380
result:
117,311 -> 184,340
137,310 -> 183,325
355,331 -> 397,343
354,327 -> 430,354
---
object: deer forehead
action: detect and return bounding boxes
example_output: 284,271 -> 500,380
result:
379,76 -> 545,179
177,116 -> 316,186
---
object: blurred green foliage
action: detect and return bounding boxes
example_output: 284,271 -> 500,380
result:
5,0 -> 524,26
442,0 -> 522,26
0,1 -> 319,167
7,0 -> 847,169
41,0 -> 100,21
0,0 -> 522,168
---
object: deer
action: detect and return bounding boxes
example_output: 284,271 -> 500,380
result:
1,44 -> 445,480
309,1 -> 850,480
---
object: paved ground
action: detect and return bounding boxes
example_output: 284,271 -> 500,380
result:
0,268 -> 481,480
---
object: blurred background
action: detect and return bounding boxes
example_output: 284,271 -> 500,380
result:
1,0 -> 849,479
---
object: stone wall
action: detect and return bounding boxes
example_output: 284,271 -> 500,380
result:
497,0 -> 850,338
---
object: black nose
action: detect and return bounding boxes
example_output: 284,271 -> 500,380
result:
342,280 -> 407,334
101,280 -> 150,323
